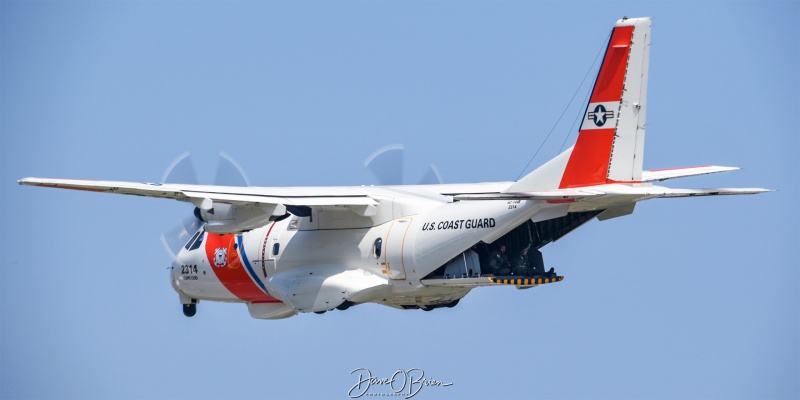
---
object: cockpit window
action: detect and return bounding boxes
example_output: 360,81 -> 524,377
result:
184,231 -> 202,250
373,238 -> 382,259
188,232 -> 205,251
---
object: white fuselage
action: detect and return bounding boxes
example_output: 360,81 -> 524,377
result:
170,187 -> 560,316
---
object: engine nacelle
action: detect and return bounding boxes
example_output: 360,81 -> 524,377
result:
196,202 -> 286,233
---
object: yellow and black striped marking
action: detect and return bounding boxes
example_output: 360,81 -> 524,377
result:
489,276 -> 564,285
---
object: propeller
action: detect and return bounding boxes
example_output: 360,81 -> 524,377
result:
159,151 -> 251,187
214,152 -> 252,187
363,144 -> 444,185
159,151 -> 252,260
159,146 -> 442,259
161,216 -> 204,260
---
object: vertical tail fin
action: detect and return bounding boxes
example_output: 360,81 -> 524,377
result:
509,17 -> 651,193
559,17 -> 651,188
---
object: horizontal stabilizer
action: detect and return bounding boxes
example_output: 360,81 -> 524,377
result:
454,189 -> 603,202
641,166 -> 740,182
652,187 -> 771,198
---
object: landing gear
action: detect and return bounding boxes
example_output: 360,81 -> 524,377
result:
418,299 -> 459,311
183,303 -> 197,317
310,301 -> 357,315
336,301 -> 355,311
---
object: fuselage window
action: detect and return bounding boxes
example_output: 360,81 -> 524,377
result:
272,243 -> 280,256
184,231 -> 202,250
190,232 -> 205,251
373,238 -> 382,259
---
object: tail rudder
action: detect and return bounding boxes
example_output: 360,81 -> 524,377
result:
559,17 -> 651,188
510,17 -> 651,193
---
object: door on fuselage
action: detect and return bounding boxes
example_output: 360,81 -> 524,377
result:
260,222 -> 280,278
384,217 -> 412,280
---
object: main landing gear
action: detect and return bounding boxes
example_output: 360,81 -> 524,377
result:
403,299 -> 460,311
313,301 -> 356,315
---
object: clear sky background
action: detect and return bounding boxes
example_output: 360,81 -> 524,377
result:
1,1 -> 798,399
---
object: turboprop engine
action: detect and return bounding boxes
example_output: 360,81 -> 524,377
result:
194,202 -> 287,233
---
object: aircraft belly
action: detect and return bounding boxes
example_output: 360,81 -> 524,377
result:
376,286 -> 471,309
265,267 -> 389,312
172,280 -> 243,302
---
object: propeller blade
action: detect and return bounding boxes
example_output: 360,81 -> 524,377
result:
160,152 -> 199,184
363,144 -> 404,185
214,152 -> 251,187
417,164 -> 444,185
160,216 -> 204,261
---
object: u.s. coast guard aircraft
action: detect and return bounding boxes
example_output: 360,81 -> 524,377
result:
19,17 -> 767,319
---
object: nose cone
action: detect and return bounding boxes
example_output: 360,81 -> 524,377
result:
170,251 -> 184,283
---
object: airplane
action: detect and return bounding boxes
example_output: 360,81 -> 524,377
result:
18,17 -> 768,320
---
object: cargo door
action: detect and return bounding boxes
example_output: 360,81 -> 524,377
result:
384,217 -> 412,280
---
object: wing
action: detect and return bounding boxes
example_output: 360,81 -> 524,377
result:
18,177 -> 381,233
17,177 -> 377,207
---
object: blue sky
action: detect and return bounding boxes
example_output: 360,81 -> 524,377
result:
1,1 -> 798,399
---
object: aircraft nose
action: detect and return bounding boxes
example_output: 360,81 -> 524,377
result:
170,255 -> 183,280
